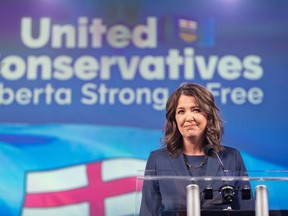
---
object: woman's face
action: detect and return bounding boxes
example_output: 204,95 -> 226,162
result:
175,95 -> 208,143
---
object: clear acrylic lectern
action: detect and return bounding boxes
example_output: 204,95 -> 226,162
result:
135,170 -> 288,216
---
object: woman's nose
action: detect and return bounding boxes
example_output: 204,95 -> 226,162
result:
186,111 -> 195,121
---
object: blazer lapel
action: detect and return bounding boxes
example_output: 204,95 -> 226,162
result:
206,155 -> 221,176
204,155 -> 222,191
169,153 -> 190,176
169,153 -> 191,186
168,153 -> 223,192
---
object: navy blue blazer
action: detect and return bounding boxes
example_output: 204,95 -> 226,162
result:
140,146 -> 254,215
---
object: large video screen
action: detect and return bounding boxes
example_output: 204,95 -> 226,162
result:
0,0 -> 287,215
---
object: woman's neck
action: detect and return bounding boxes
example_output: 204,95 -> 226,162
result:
182,137 -> 205,155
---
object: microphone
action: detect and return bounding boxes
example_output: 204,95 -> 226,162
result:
204,144 -> 225,171
204,144 -> 235,206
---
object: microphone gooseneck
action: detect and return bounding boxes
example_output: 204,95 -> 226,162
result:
204,145 -> 225,171
204,144 -> 235,206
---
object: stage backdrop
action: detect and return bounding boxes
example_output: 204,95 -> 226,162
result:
0,0 -> 288,215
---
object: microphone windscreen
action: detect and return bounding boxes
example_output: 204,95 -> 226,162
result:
204,144 -> 215,156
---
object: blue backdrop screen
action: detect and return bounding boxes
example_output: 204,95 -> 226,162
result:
0,0 -> 287,215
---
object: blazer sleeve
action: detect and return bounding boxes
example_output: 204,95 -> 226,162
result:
139,152 -> 163,216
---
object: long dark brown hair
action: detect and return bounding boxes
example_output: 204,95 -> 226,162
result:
162,83 -> 224,156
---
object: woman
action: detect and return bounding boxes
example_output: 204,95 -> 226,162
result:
140,83 -> 254,215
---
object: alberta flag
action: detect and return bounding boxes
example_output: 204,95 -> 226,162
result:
0,124 -> 161,216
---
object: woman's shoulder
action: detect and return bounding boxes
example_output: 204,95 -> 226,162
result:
145,147 -> 170,167
148,147 -> 174,161
222,145 -> 239,152
221,145 -> 242,157
150,147 -> 169,156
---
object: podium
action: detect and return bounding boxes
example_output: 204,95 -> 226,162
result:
135,170 -> 288,216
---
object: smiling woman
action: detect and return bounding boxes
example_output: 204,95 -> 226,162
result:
140,82 -> 254,215
175,95 -> 208,154
164,83 -> 224,155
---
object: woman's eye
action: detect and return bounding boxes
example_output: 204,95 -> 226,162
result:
177,110 -> 184,114
193,108 -> 201,113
